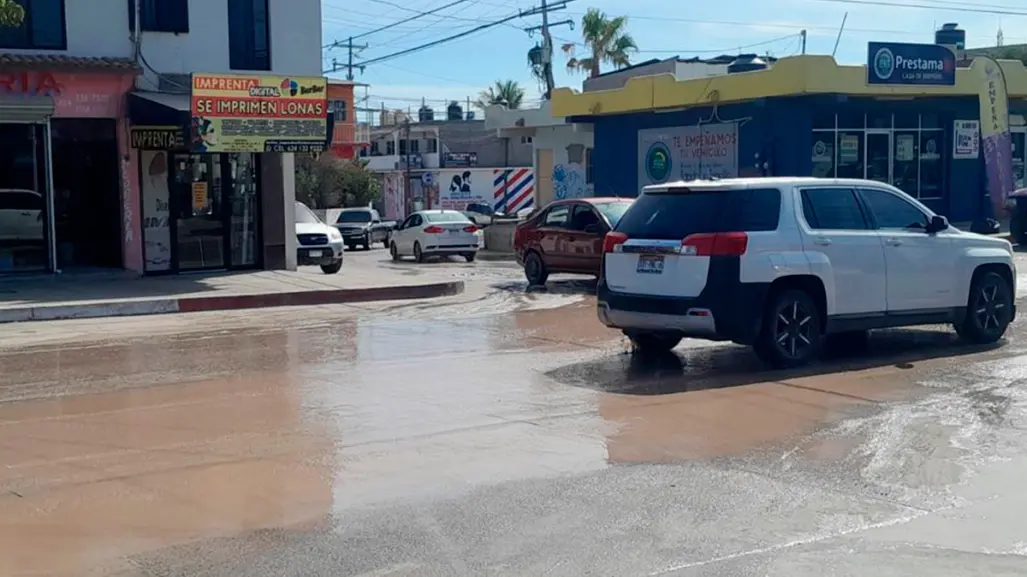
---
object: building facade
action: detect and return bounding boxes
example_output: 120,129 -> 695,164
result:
327,80 -> 369,160
0,0 -> 324,275
553,53 -> 1027,224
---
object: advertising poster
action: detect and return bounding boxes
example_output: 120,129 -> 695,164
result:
190,73 -> 327,153
953,120 -> 980,159
140,151 -> 171,272
638,123 -> 739,187
435,169 -> 494,210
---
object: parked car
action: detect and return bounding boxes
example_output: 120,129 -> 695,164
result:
389,209 -> 482,263
0,189 -> 44,243
513,198 -> 633,285
462,202 -> 495,227
335,207 -> 394,250
295,201 -> 344,274
598,177 -> 1016,368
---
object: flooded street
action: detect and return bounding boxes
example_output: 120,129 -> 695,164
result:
3,254 -> 1027,576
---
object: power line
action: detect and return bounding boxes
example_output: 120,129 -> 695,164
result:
555,32 -> 803,56
352,2 -> 570,68
324,0 -> 471,45
807,0 -> 1027,15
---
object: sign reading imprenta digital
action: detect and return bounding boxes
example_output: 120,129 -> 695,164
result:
130,126 -> 184,150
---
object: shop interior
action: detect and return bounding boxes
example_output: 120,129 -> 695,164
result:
0,123 -> 49,272
170,153 -> 260,271
50,119 -> 122,270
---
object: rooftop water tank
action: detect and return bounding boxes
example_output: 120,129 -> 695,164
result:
727,54 -> 769,74
418,104 -> 434,123
935,22 -> 965,51
447,101 -> 463,121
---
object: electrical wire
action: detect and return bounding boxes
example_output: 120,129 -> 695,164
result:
807,0 -> 1027,15
324,0 -> 472,46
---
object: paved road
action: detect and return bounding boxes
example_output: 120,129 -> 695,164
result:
3,250 -> 1027,576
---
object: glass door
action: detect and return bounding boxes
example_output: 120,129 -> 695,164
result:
227,153 -> 260,268
1013,129 -> 1026,191
866,131 -> 892,183
172,154 -> 225,270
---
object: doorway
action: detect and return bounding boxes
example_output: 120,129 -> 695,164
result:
50,119 -> 121,269
865,131 -> 891,183
170,153 -> 261,272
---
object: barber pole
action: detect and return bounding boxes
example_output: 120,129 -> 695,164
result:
492,168 -> 535,214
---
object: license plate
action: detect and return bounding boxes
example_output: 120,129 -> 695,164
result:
308,250 -> 322,257
449,229 -> 461,235
637,254 -> 664,274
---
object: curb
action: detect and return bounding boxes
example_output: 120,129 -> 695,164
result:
0,281 -> 464,324
477,251 -> 517,262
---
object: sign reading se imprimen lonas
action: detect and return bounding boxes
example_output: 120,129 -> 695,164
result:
866,41 -> 956,86
638,123 -> 739,187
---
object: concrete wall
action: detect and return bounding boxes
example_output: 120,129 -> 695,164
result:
584,60 -> 677,92
5,0 -> 321,81
533,124 -> 594,203
483,220 -> 518,252
437,121 -> 533,168
261,153 -> 298,270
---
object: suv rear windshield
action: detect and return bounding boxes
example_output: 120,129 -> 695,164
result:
615,187 -> 781,239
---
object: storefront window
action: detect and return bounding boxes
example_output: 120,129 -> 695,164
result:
228,153 -> 259,267
173,154 -> 225,270
1013,131 -> 1026,191
811,132 -> 835,178
811,113 -> 945,199
0,124 -> 48,272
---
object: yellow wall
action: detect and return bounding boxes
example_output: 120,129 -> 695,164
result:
551,55 -> 1027,118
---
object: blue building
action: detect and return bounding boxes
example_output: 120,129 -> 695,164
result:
551,54 -> 1027,223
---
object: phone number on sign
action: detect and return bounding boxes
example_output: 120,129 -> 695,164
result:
264,141 -> 327,152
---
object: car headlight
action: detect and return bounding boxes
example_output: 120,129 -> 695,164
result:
328,228 -> 342,241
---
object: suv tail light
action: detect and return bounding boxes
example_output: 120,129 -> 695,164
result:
463,225 -> 478,233
681,232 -> 748,256
423,225 -> 445,234
603,232 -> 629,253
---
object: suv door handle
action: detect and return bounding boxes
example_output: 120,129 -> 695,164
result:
813,237 -> 831,246
885,238 -> 902,246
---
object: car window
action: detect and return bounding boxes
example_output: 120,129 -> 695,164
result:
337,211 -> 372,223
800,188 -> 869,230
294,202 -> 321,224
568,204 -> 600,231
858,188 -> 929,230
593,202 -> 631,226
424,211 -> 471,223
409,214 -> 423,227
542,205 -> 570,227
615,188 -> 780,239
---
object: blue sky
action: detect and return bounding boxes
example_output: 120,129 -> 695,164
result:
322,0 -> 1027,120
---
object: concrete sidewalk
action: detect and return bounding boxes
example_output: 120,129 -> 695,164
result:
0,268 -> 463,323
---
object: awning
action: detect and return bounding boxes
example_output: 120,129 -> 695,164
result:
128,92 -> 190,127
0,94 -> 55,123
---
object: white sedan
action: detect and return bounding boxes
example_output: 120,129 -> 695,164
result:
389,210 -> 482,263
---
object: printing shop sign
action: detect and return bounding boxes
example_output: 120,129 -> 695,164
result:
638,123 -> 739,187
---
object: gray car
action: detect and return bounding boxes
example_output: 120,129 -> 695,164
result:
335,207 -> 394,250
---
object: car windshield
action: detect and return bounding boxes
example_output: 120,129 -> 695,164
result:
424,211 -> 471,223
337,211 -> 372,223
615,188 -> 781,239
593,202 -> 632,226
295,202 -> 321,224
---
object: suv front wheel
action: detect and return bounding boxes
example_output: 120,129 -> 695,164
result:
755,289 -> 823,368
956,271 -> 1013,344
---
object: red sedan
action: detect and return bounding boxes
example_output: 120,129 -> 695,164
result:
513,197 -> 633,285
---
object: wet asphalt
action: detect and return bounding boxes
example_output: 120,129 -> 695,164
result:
3,249 -> 1027,576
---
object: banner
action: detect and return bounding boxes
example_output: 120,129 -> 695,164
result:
971,57 -> 1014,217
638,123 -> 739,187
190,73 -> 327,153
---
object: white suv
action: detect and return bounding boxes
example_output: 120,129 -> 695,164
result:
598,178 -> 1016,368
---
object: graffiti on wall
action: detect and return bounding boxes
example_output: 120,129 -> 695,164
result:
553,163 -> 588,200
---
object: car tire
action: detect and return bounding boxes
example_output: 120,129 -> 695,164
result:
383,238 -> 390,249
524,250 -> 548,286
956,270 -> 1013,344
390,242 -> 400,261
362,234 -> 371,250
625,330 -> 682,354
345,243 -> 355,251
464,252 -> 476,263
320,260 -> 342,274
754,288 -> 823,369
414,241 -> 425,263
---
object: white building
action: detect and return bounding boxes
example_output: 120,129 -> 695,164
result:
485,101 -> 594,205
0,0 -> 323,274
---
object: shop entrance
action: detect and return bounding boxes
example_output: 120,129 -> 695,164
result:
170,153 -> 261,271
0,123 -> 48,272
865,130 -> 892,183
51,119 -> 122,270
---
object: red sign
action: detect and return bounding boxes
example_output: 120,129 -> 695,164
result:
0,71 -> 62,95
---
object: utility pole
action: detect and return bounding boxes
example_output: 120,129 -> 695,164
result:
404,118 -> 413,214
800,29 -> 807,54
523,2 -> 573,99
327,37 -> 367,79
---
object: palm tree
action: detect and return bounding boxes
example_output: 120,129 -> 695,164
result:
476,80 -> 525,110
0,0 -> 25,26
562,8 -> 638,78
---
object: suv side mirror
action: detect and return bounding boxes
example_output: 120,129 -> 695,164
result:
926,215 -> 949,234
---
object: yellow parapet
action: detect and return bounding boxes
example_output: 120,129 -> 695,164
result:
551,55 -> 1027,118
